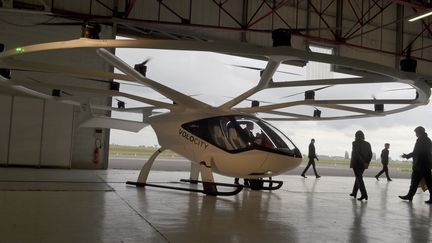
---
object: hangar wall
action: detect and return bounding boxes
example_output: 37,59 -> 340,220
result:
0,96 -> 73,167
0,12 -> 114,168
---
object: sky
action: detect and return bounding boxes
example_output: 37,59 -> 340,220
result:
109,44 -> 432,161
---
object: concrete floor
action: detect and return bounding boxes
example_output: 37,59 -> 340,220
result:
0,168 -> 430,243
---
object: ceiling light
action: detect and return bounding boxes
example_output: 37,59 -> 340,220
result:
408,10 -> 432,22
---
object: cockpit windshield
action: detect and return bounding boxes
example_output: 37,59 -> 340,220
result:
182,115 -> 301,157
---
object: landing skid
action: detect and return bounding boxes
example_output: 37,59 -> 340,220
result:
245,179 -> 283,191
126,180 -> 243,196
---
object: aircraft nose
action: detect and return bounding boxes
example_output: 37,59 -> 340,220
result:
262,153 -> 303,175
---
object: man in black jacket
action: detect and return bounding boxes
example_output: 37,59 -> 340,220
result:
399,126 -> 432,204
375,143 -> 392,181
301,138 -> 321,178
349,130 -> 372,201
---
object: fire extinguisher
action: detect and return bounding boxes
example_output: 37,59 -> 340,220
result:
94,138 -> 101,164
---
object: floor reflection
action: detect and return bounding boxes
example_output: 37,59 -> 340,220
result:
102,171 -> 432,243
349,200 -> 367,243
173,189 -> 299,243
408,203 -> 431,243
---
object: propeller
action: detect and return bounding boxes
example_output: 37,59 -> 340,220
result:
159,93 -> 202,101
383,87 -> 414,92
114,98 -> 126,109
223,96 -> 273,104
51,89 -> 72,97
134,58 -> 152,76
280,85 -> 333,99
230,64 -> 301,76
138,58 -> 152,66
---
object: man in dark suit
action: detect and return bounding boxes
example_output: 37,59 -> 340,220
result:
350,130 -> 372,201
301,138 -> 321,178
375,143 -> 392,181
399,126 -> 432,204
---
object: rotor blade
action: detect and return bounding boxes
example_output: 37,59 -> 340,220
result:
276,69 -> 302,76
223,96 -> 273,104
280,85 -> 333,99
313,85 -> 333,91
141,58 -> 152,65
231,64 -> 300,76
280,91 -> 305,99
231,64 -> 262,71
384,87 -> 415,92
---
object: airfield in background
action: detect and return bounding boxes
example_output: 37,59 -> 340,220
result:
109,145 -> 413,179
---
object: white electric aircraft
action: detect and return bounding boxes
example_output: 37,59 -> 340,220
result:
0,38 -> 430,196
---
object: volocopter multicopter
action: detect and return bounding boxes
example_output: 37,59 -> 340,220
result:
0,36 -> 430,196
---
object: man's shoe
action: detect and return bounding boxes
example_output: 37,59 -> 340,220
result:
399,195 -> 413,201
357,195 -> 368,201
425,199 -> 432,204
375,175 -> 379,181
349,193 -> 357,198
301,174 -> 307,178
387,178 -> 392,181
316,175 -> 321,178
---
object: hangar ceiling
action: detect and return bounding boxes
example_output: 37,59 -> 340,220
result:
2,0 -> 432,75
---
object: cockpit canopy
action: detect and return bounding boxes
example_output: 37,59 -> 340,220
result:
182,115 -> 301,157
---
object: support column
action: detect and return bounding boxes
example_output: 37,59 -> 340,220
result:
241,0 -> 248,42
336,0 -> 343,42
395,4 -> 404,69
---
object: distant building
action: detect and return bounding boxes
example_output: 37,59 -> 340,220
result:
344,151 -> 349,159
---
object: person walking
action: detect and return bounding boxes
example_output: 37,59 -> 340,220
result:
349,130 -> 372,201
399,126 -> 432,204
301,138 -> 321,178
375,143 -> 392,181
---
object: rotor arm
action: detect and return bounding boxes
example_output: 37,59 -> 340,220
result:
0,58 -> 134,82
96,48 -> 209,110
218,59 -> 280,110
237,98 -> 419,120
270,76 -> 393,88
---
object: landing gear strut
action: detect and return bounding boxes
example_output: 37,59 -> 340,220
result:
125,149 -> 244,196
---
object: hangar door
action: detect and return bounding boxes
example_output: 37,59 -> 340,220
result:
0,95 -> 74,167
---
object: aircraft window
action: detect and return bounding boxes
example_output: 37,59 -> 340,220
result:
233,116 -> 299,155
182,115 -> 299,156
260,120 -> 298,150
182,117 -> 237,151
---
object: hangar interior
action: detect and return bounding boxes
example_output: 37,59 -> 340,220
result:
0,0 -> 432,242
